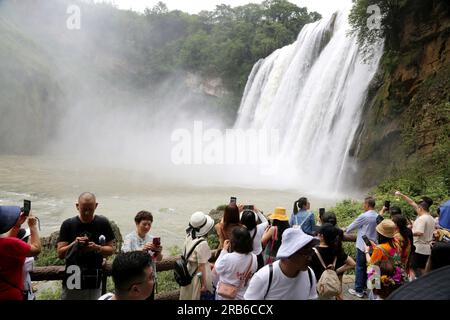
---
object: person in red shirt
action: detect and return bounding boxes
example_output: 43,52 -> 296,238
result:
0,206 -> 41,300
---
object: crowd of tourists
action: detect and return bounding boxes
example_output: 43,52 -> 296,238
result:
1,191 -> 449,300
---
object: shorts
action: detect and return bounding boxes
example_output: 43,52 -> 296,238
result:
411,252 -> 429,270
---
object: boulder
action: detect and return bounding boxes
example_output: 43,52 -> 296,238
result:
208,205 -> 226,236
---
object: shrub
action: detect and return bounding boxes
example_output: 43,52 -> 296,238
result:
34,247 -> 64,267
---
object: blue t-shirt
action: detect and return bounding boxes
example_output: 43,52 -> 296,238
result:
290,210 -> 316,235
346,210 -> 379,252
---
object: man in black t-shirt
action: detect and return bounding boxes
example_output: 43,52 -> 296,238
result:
57,192 -> 115,300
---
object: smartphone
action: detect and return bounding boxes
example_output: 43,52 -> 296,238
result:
23,200 -> 31,217
230,197 -> 237,205
384,200 -> 391,209
362,235 -> 371,247
244,205 -> 254,211
319,208 -> 325,217
153,237 -> 161,246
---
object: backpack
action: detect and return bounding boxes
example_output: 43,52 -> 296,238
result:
263,226 -> 278,265
313,248 -> 341,298
174,239 -> 205,287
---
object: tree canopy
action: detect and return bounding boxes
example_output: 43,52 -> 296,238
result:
140,0 -> 321,94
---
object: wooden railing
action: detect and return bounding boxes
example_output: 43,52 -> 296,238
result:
30,256 -> 181,300
30,235 -> 356,300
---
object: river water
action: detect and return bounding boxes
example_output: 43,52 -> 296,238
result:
0,155 -> 341,249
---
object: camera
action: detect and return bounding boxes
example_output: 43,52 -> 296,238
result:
384,200 -> 391,210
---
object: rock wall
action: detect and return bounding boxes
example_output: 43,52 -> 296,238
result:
185,72 -> 230,98
352,0 -> 450,187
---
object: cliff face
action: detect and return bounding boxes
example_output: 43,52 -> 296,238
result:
0,18 -> 65,155
185,73 -> 230,99
352,0 -> 450,187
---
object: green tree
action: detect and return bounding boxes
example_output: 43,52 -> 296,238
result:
348,0 -> 408,56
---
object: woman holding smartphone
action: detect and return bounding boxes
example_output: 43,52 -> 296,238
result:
364,219 -> 405,300
123,211 -> 163,300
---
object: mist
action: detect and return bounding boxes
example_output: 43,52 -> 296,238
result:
0,0 -> 377,198
0,0 -> 255,188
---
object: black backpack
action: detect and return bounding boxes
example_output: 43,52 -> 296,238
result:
174,239 -> 205,287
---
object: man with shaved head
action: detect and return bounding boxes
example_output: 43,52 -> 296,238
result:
57,192 -> 115,300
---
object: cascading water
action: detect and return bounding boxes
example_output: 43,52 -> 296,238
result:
234,10 -> 383,196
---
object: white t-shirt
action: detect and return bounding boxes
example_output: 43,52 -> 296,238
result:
244,261 -> 318,300
413,214 -> 436,255
214,251 -> 258,300
183,236 -> 213,293
98,293 -> 114,300
251,222 -> 268,255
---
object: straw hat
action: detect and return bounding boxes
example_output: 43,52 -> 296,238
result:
268,207 -> 289,222
376,219 -> 397,238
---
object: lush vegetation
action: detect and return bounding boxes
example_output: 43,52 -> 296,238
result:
330,174 -> 449,260
349,0 -> 408,56
3,0 -> 320,96
35,286 -> 62,300
34,247 -> 64,267
129,0 -> 321,94
349,0 -> 449,194
0,0 -> 320,153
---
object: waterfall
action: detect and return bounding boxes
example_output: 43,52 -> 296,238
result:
234,11 -> 383,196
